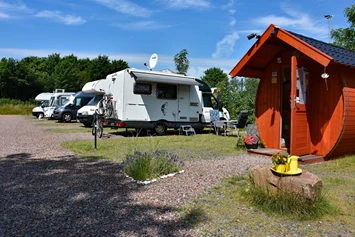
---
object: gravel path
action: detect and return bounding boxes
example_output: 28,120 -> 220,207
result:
0,115 -> 271,236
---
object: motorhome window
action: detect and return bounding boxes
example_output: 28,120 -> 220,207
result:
88,95 -> 103,105
81,98 -> 91,106
202,94 -> 213,107
75,98 -> 82,107
59,96 -> 68,106
156,84 -> 177,99
134,83 -> 152,95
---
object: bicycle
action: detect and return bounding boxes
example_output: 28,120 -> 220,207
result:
92,110 -> 103,138
97,92 -> 113,118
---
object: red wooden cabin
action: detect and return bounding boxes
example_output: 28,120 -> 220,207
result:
230,24 -> 355,160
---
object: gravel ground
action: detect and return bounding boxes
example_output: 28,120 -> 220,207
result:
0,115 -> 272,236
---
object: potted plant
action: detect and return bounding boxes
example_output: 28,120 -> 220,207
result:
271,151 -> 290,173
244,135 -> 259,149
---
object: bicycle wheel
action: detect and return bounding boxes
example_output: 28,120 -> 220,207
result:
105,100 -> 113,117
97,119 -> 103,138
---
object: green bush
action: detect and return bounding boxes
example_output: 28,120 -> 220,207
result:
123,150 -> 184,181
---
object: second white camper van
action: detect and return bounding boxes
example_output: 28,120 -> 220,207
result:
44,89 -> 75,119
82,68 -> 230,135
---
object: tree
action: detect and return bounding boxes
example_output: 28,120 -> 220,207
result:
111,59 -> 129,73
229,77 -> 259,123
331,4 -> 355,50
201,67 -> 228,88
174,49 -> 189,75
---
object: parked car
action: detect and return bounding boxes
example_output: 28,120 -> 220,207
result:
51,91 -> 95,122
76,94 -> 103,127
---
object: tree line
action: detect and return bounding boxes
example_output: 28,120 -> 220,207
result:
0,54 -> 129,100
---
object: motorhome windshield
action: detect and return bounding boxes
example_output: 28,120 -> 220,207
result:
48,96 -> 55,107
87,94 -> 103,106
202,93 -> 220,109
41,101 -> 49,107
48,95 -> 71,107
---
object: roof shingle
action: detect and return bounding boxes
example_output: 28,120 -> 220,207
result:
288,31 -> 355,67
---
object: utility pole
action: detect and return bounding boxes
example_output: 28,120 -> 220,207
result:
324,15 -> 333,43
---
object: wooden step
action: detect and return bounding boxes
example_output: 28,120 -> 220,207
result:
299,154 -> 324,164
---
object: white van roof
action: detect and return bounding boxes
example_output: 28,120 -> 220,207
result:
35,92 -> 53,101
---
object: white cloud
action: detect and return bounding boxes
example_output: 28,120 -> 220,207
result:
92,0 -> 152,17
212,32 -> 239,58
114,21 -> 171,30
0,1 -> 33,18
253,4 -> 327,36
159,0 -> 211,9
221,0 -> 235,10
0,1 -> 31,12
0,11 -> 9,18
35,10 -> 86,25
229,17 -> 236,27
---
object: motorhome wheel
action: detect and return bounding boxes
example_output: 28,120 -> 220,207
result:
154,123 -> 166,135
62,113 -> 72,122
83,122 -> 92,127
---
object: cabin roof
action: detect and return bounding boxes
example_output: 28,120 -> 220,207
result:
288,31 -> 355,67
230,24 -> 355,78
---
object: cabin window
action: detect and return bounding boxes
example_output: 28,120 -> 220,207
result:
156,84 -> 177,99
296,67 -> 308,104
134,83 -> 152,95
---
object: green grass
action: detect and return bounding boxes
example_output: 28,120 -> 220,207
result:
35,122 -> 83,126
178,156 -> 355,236
0,104 -> 36,115
63,134 -> 244,162
45,128 -> 92,133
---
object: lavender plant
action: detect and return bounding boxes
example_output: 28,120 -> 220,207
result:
123,150 -> 184,181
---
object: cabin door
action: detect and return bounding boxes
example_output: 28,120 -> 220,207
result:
290,56 -> 310,155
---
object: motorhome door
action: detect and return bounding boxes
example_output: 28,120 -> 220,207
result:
178,85 -> 190,121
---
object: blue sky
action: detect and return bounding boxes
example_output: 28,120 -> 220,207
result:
0,0 -> 353,78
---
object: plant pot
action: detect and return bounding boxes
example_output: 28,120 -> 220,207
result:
245,143 -> 258,149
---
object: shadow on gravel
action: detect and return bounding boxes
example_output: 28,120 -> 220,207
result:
0,154 -> 195,236
6,153 -> 32,159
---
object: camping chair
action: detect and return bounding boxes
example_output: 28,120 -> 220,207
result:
210,109 -> 225,135
231,110 -> 249,145
245,124 -> 259,138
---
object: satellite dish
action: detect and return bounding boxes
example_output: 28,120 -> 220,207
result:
149,53 -> 158,70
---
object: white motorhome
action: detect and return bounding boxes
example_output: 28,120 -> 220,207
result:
76,94 -> 104,127
32,92 -> 53,118
44,89 -> 75,119
82,68 -> 230,135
